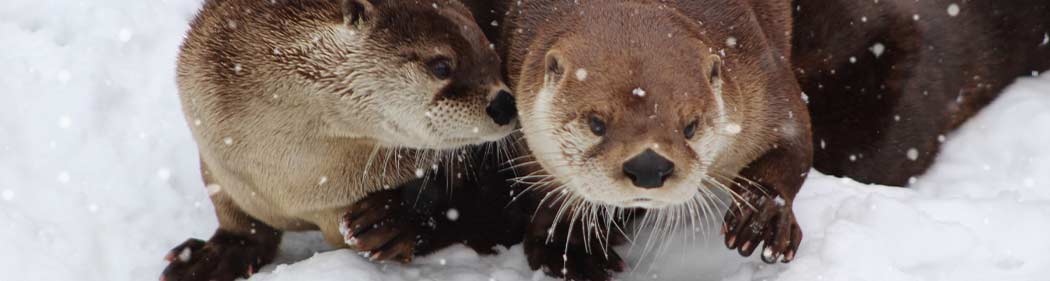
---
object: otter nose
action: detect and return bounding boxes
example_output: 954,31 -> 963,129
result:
486,90 -> 517,126
622,149 -> 675,189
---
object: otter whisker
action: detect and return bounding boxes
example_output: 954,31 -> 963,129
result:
360,143 -> 382,183
706,175 -> 755,211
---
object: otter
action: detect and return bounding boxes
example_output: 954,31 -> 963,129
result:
161,0 -> 516,280
793,0 -> 1050,186
493,1 -> 810,279
350,0 -> 810,280
349,1 -> 1050,280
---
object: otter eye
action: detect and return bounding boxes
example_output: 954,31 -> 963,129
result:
684,120 -> 698,139
427,58 -> 453,80
589,115 -> 607,136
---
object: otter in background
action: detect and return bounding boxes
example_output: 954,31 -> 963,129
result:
794,0 -> 1050,186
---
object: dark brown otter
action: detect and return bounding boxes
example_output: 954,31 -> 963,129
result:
794,0 -> 1050,186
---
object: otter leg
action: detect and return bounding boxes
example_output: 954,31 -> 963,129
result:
724,118 -> 812,263
161,160 -> 282,281
337,173 -> 461,263
338,186 -> 427,263
521,195 -> 627,281
339,159 -> 531,262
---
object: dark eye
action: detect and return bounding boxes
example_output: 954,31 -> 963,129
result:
427,58 -> 453,80
589,115 -> 607,136
684,120 -> 698,139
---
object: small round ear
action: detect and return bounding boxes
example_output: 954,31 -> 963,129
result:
707,54 -> 722,85
544,51 -> 566,83
341,0 -> 377,27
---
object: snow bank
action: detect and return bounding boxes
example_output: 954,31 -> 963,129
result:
1,0 -> 1049,280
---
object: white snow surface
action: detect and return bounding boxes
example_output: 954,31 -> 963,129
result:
2,0 -> 1050,280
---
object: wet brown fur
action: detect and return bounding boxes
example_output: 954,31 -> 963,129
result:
352,1 -> 1050,280
794,0 -> 1050,186
164,0 -> 510,280
457,0 -> 811,279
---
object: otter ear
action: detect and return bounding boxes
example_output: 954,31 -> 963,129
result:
341,0 -> 377,27
707,54 -> 722,85
545,51 -> 566,83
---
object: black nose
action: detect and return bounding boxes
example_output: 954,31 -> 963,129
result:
486,90 -> 517,126
622,149 -> 675,189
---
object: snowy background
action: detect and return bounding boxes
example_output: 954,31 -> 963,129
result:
2,0 -> 1049,280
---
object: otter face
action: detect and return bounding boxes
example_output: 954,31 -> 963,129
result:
518,13 -> 746,210
329,0 -> 515,149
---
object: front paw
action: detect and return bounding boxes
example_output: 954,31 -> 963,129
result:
161,232 -> 273,281
523,235 -> 625,281
723,193 -> 802,263
341,189 -> 422,263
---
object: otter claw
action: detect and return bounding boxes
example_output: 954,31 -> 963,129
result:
724,193 -> 802,264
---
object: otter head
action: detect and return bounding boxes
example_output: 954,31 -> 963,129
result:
518,5 -> 753,210
325,0 -> 516,149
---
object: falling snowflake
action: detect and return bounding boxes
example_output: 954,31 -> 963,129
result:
947,4 -> 960,17
870,43 -> 886,58
58,116 -> 72,129
724,123 -> 742,135
118,28 -> 133,42
446,208 -> 460,221
57,172 -> 71,183
632,88 -> 647,97
206,184 -> 222,196
178,248 -> 192,262
157,168 -> 172,181
907,148 -> 919,161
575,68 -> 588,81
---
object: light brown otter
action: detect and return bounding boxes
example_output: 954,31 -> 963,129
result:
161,0 -> 516,280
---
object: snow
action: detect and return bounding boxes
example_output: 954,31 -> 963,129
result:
724,123 -> 743,135
633,88 -> 647,97
871,43 -> 887,58
575,68 -> 589,81
726,37 -> 738,48
947,4 -> 961,17
1,0 -> 1049,281
446,208 -> 461,221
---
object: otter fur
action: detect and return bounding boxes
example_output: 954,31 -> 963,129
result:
161,0 -> 516,280
352,1 -> 1050,280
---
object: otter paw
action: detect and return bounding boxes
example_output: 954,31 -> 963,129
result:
723,195 -> 802,264
341,189 -> 421,263
161,236 -> 265,281
523,237 -> 625,281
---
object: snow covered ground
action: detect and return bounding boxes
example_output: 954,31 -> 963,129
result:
2,0 -> 1049,280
